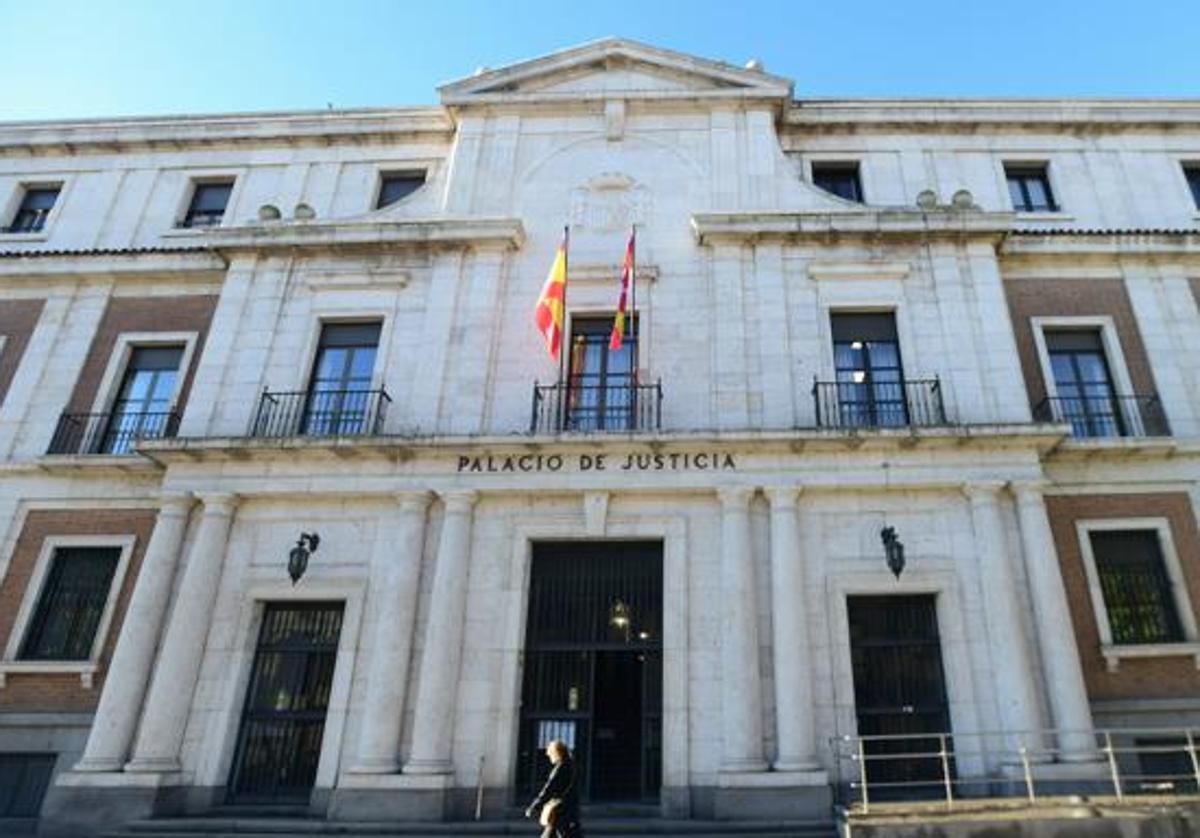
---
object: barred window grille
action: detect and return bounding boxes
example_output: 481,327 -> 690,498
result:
18,547 -> 121,661
1090,530 -> 1184,645
0,753 -> 56,818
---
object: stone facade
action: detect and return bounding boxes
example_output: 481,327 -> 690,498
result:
0,38 -> 1197,834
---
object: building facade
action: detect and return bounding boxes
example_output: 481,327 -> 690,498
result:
0,38 -> 1198,834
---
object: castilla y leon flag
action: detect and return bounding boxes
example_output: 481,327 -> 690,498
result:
533,229 -> 568,360
609,229 -> 635,351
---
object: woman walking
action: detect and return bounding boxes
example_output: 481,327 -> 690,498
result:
524,740 -> 583,837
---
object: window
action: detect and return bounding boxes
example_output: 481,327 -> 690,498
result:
18,546 -> 122,661
811,162 -> 863,202
1044,329 -> 1123,437
1005,164 -> 1057,212
181,180 -> 233,228
0,753 -> 56,819
6,186 -> 60,233
303,322 -> 381,435
830,313 -> 906,427
376,171 -> 425,209
99,345 -> 184,454
566,315 -> 638,431
1088,530 -> 1185,646
1185,165 -> 1200,209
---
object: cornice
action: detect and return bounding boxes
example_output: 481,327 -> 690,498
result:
204,216 -> 526,254
691,208 -> 1014,245
786,99 -> 1200,133
0,107 -> 453,157
1001,229 -> 1200,257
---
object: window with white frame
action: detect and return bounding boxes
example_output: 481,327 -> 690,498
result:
1076,519 -> 1199,670
375,170 -> 425,209
5,184 -> 61,233
18,545 -> 122,661
1004,163 -> 1058,212
180,179 -> 234,228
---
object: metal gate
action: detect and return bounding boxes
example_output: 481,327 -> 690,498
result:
517,542 -> 663,802
847,595 -> 952,797
227,603 -> 343,803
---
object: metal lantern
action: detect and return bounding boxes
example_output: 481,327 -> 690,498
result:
288,532 -> 320,585
881,526 -> 905,579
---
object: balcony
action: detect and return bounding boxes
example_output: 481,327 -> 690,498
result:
47,410 -> 180,455
812,378 -> 947,429
1034,394 -> 1169,439
530,381 -> 663,434
250,388 -> 391,439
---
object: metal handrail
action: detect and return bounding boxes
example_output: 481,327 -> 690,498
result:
530,380 -> 663,434
46,410 -> 180,455
831,726 -> 1200,815
812,377 -> 947,428
250,388 -> 391,438
1034,394 -> 1170,438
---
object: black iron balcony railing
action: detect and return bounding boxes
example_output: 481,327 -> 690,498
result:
531,380 -> 663,434
1034,394 -> 1169,439
47,410 -> 180,455
813,378 -> 947,429
250,388 -> 391,438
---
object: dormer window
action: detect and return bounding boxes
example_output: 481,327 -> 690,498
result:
376,171 -> 425,209
811,162 -> 863,203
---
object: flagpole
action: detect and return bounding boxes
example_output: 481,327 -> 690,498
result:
630,225 -> 638,385
559,224 -> 570,393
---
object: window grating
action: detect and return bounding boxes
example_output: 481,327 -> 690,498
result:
0,753 -> 56,818
1090,530 -> 1184,645
19,547 -> 121,661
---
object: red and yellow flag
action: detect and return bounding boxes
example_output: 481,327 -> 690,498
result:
609,230 -> 635,351
534,230 -> 568,360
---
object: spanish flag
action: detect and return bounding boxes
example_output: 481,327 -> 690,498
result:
534,229 -> 568,361
609,229 -> 635,351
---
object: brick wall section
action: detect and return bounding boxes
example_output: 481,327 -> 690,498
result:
1045,493 -> 1200,700
65,295 -> 218,415
1002,278 -> 1158,409
0,508 -> 156,712
0,298 -> 45,407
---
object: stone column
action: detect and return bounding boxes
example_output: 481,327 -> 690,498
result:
403,490 -> 478,775
352,491 -> 432,773
964,482 -> 1044,754
718,487 -> 767,773
1011,482 -> 1097,762
74,493 -> 195,772
765,486 -> 819,771
126,492 -> 238,773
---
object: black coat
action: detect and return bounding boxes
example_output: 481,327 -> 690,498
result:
529,756 -> 581,824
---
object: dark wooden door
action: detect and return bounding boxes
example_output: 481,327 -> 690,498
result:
227,603 -> 343,803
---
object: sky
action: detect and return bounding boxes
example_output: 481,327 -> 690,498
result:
2,0 -> 1198,122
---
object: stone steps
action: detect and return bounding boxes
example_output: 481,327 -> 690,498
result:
104,816 -> 837,837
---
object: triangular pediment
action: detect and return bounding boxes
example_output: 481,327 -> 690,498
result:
439,37 -> 793,106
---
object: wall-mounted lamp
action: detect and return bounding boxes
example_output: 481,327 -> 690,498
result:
288,532 -> 320,585
881,526 -> 905,579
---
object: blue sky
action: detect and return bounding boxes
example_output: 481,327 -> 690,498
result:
2,0 -> 1198,121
